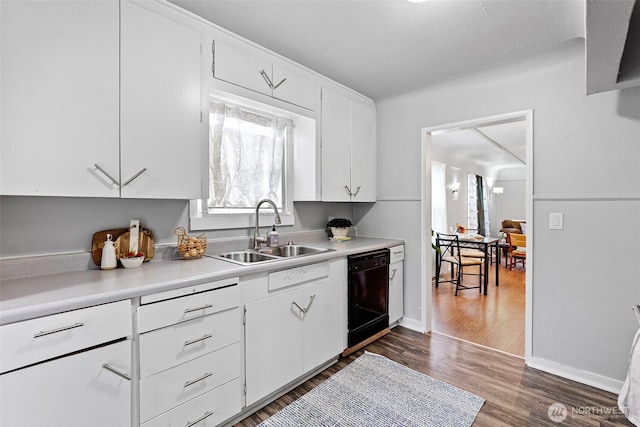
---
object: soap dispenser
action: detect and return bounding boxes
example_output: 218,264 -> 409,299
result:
101,234 -> 117,270
268,225 -> 279,247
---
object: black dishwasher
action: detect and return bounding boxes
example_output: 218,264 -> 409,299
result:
347,249 -> 390,348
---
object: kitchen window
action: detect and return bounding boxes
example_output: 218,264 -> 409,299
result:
190,93 -> 311,230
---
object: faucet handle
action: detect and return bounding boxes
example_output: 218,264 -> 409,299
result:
287,240 -> 294,245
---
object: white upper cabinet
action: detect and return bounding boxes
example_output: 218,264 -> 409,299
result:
321,87 -> 377,202
120,0 -> 203,199
0,0 -> 120,197
212,39 -> 316,111
1,0 -> 204,199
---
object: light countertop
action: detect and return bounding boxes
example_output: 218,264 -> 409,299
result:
0,236 -> 403,325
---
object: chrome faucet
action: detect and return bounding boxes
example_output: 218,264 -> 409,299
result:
254,199 -> 281,249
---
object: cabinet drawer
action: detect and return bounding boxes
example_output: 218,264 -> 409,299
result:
139,308 -> 240,377
140,343 -> 240,423
138,282 -> 239,333
390,245 -> 405,263
0,339 -> 131,427
0,300 -> 131,373
142,377 -> 241,427
268,262 -> 329,291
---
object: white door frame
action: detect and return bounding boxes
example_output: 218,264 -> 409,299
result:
420,109 -> 534,362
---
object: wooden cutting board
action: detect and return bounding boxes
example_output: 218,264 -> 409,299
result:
91,227 -> 155,266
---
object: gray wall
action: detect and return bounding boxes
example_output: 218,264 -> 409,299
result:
491,179 -> 526,237
0,196 -> 352,257
356,39 -> 640,387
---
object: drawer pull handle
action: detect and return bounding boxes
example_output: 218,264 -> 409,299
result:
33,322 -> 84,338
184,372 -> 212,388
185,411 -> 214,427
184,334 -> 212,347
292,295 -> 316,314
184,304 -> 213,314
102,363 -> 131,381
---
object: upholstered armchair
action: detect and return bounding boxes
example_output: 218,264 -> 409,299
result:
500,219 -> 525,235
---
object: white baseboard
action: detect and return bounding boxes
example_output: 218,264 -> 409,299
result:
398,317 -> 425,333
528,356 -> 624,394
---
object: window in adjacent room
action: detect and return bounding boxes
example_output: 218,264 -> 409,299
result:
467,173 -> 490,235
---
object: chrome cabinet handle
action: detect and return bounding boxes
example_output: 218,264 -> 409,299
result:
272,77 -> 287,90
390,268 -> 397,281
292,295 -> 316,314
102,363 -> 131,381
122,168 -> 147,186
184,372 -> 212,388
344,185 -> 352,196
33,322 -> 84,338
184,304 -> 212,314
93,164 -> 119,186
260,69 -> 274,88
184,334 -> 212,347
352,186 -> 361,197
185,411 -> 213,427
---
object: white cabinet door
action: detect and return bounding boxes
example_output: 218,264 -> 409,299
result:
321,88 -> 352,201
301,278 -> 344,371
120,0 -> 203,199
351,98 -> 377,202
245,260 -> 346,406
0,339 -> 131,427
213,39 -> 272,97
389,260 -> 404,325
272,64 -> 316,110
321,87 -> 377,202
213,40 -> 316,110
245,288 -> 303,406
0,0 -> 120,197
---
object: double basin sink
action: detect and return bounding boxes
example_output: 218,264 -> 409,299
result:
208,245 -> 333,266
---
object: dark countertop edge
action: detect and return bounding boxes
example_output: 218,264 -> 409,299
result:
0,237 -> 404,326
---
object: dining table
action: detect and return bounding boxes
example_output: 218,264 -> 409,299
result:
458,235 -> 499,295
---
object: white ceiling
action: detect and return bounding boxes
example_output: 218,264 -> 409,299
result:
432,119 -> 526,179
170,0 -> 586,101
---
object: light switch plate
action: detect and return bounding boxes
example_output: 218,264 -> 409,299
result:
549,213 -> 564,230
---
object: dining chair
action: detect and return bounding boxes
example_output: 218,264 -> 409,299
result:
508,233 -> 526,270
435,232 -> 484,296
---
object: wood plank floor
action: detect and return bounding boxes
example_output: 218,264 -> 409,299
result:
433,260 -> 526,356
235,327 -> 633,426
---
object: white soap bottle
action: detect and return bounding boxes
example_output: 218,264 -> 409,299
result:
268,225 -> 279,247
101,234 -> 117,270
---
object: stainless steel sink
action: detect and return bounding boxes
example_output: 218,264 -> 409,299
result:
209,251 -> 281,265
207,245 -> 333,265
273,245 -> 331,257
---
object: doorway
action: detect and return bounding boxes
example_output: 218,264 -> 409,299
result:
420,110 -> 533,361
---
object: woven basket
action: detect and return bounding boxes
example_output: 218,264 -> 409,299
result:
174,227 -> 207,260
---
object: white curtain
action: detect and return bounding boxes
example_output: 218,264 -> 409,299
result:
209,102 -> 289,208
431,161 -> 447,234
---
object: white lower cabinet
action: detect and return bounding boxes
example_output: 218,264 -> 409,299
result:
138,278 -> 241,426
140,344 -> 240,424
244,260 -> 346,406
142,378 -> 241,427
0,301 -> 132,427
389,245 -> 405,326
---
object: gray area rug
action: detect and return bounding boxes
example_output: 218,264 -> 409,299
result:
259,352 -> 485,427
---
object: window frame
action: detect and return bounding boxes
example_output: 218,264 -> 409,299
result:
189,93 -> 298,231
